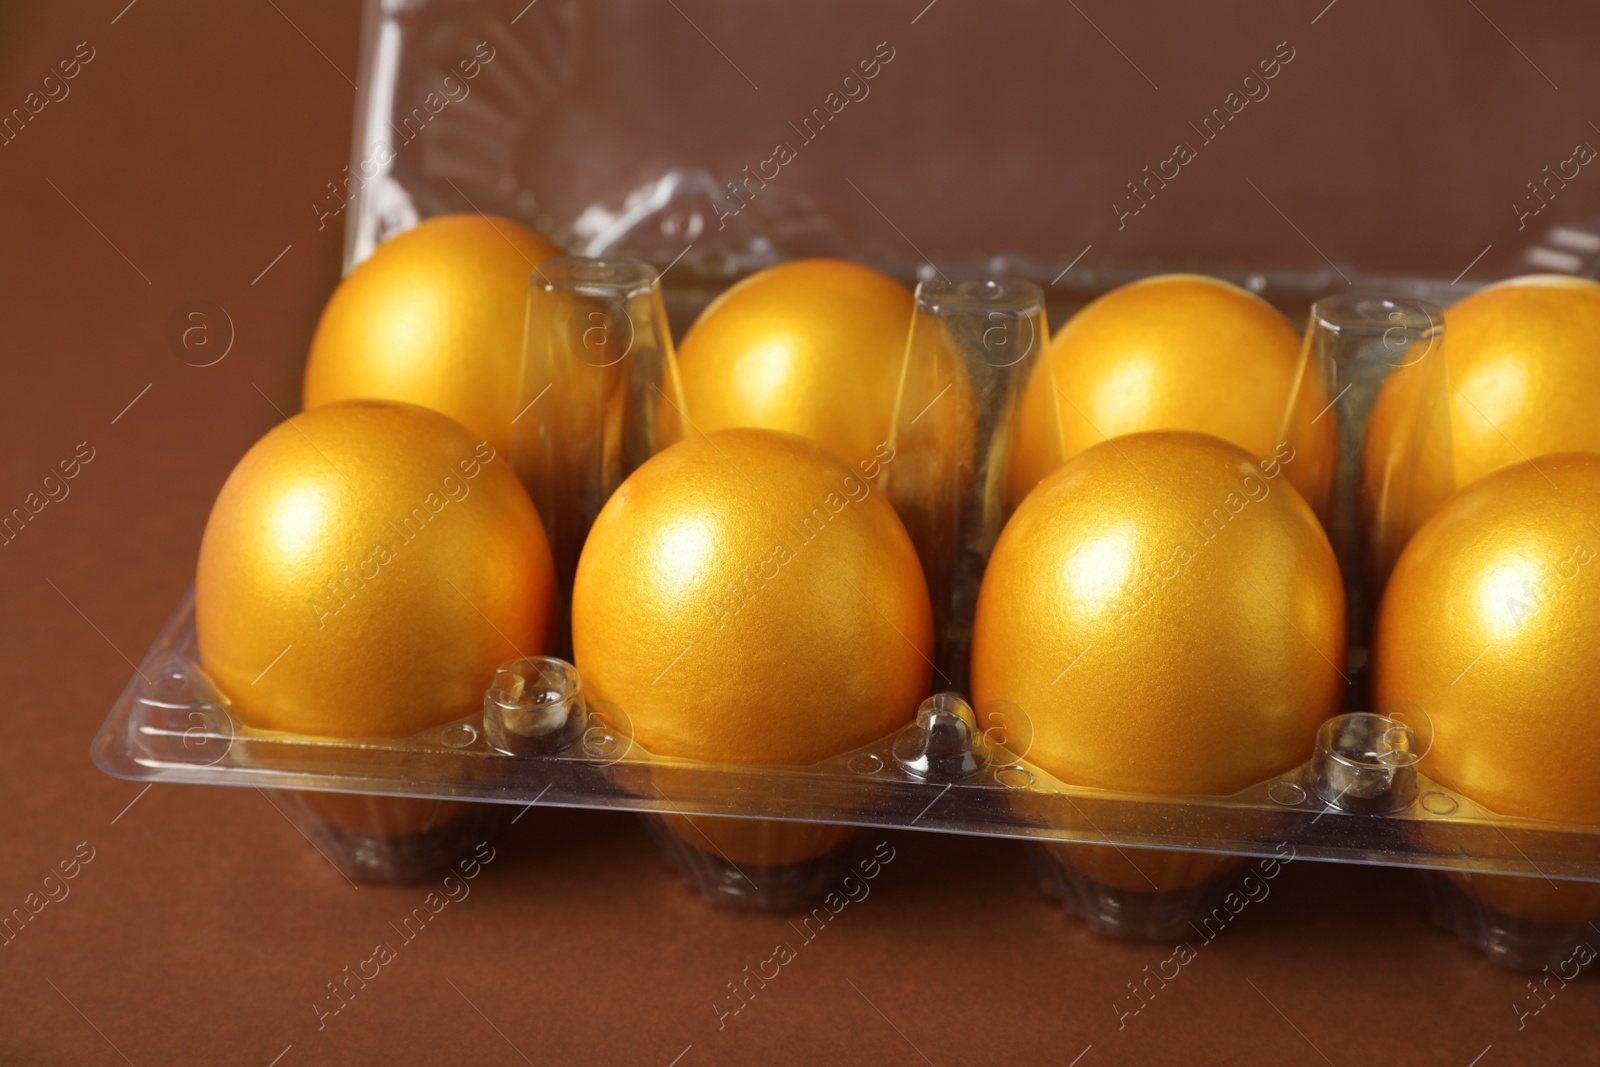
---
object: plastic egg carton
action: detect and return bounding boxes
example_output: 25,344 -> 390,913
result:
93,276 -> 1600,966
93,0 -> 1600,971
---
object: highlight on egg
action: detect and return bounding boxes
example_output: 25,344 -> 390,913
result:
1006,274 -> 1336,520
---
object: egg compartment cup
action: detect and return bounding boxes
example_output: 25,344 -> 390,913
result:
514,255 -> 689,631
637,813 -> 868,912
267,790 -> 498,883
1028,844 -> 1281,943
1420,871 -> 1600,973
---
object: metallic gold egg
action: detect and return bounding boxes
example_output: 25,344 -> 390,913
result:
1361,275 -> 1600,561
302,214 -> 563,457
674,259 -> 919,468
973,431 -> 1346,889
1373,452 -> 1600,921
1007,275 -> 1336,519
196,400 -> 556,739
572,428 -> 932,864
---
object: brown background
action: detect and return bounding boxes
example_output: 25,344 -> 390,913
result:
1,1 -> 1598,1064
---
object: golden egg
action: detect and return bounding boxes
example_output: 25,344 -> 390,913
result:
1373,452 -> 1600,921
1007,274 -> 1335,519
674,258 -> 917,468
302,214 -> 563,457
1361,275 -> 1600,562
196,400 -> 556,739
572,428 -> 932,864
973,431 -> 1346,889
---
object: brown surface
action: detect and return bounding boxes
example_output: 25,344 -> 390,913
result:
1,1 -> 1598,1064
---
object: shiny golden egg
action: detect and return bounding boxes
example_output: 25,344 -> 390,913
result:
302,214 -> 563,457
1374,452 -> 1600,920
674,258 -> 917,468
572,428 -> 932,864
973,431 -> 1346,888
1362,275 -> 1600,563
1007,274 -> 1335,519
196,400 -> 556,739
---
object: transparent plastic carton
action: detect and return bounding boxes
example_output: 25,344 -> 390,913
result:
94,0 -> 1600,968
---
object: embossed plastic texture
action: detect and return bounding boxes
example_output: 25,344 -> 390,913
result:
91,0 -> 1600,963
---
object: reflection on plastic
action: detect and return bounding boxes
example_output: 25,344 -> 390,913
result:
891,692 -> 985,781
1310,712 -> 1420,814
1302,296 -> 1451,601
883,277 -> 1046,687
516,257 -> 688,638
482,656 -> 586,757
578,697 -> 636,769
